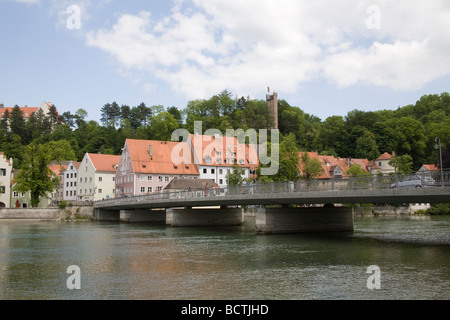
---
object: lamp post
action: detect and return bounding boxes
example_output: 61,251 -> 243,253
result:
434,137 -> 444,187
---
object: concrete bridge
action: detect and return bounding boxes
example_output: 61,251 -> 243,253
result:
94,173 -> 450,234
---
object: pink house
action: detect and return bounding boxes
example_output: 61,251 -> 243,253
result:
115,139 -> 200,197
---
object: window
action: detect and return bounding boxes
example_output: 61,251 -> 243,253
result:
148,176 -> 152,182
98,177 -> 102,182
66,173 -> 70,179
80,178 -> 82,183
219,169 -> 223,175
211,169 -> 215,174
90,177 -> 92,182
204,156 -> 212,164
159,176 -> 163,182
13,191 -> 19,198
71,173 -> 73,179
0,186 -> 6,194
66,191 -> 69,197
141,187 -> 146,193
203,168 -> 207,174
157,186 -> 162,192
165,176 -> 169,182
147,187 -> 152,193
140,175 -> 146,182
219,179 -> 223,185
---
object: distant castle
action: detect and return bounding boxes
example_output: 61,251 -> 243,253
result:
266,88 -> 278,129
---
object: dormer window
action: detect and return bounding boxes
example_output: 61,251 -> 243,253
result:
204,156 -> 212,164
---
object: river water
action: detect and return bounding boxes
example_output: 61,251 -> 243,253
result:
0,216 -> 449,300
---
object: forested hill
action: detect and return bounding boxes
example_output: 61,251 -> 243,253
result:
1,91 -> 449,170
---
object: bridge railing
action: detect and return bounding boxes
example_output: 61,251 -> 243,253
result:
97,170 -> 450,205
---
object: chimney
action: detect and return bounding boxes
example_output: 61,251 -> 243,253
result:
149,145 -> 153,160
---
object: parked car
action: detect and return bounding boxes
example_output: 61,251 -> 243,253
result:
390,175 -> 435,188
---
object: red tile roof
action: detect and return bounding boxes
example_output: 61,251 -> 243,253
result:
125,139 -> 200,175
48,164 -> 67,176
422,164 -> 439,171
299,152 -> 370,179
88,153 -> 121,173
377,152 -> 392,160
0,107 -> 39,118
190,134 -> 257,168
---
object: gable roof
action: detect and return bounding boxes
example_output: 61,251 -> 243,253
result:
0,107 -> 39,118
88,153 -> 121,173
125,139 -> 199,175
422,164 -> 439,171
377,152 -> 392,160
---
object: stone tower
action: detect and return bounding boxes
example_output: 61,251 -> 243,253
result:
266,89 -> 278,129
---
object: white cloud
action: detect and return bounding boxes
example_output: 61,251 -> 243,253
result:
85,0 -> 450,99
15,0 -> 40,4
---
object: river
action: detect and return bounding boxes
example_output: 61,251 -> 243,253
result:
0,215 -> 449,300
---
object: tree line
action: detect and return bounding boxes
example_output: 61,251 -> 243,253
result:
1,91 -> 449,172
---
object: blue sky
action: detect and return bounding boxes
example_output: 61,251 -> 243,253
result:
1,0 -> 449,122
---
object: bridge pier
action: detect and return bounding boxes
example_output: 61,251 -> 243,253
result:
255,207 -> 354,235
94,208 -> 120,221
166,207 -> 243,228
120,209 -> 166,223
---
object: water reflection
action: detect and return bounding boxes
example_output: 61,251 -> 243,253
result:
0,216 -> 448,300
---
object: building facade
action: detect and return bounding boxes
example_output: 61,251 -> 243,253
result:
0,153 -> 13,208
190,134 -> 255,187
77,153 -> 120,202
115,139 -> 200,197
62,161 -> 81,201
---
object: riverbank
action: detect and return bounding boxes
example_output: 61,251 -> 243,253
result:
0,206 -> 94,221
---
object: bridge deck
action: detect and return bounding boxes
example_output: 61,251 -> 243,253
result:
95,184 -> 450,211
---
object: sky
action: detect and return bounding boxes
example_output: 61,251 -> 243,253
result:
1,0 -> 450,123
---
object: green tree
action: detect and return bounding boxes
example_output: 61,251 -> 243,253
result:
346,164 -> 371,176
389,154 -> 413,173
300,151 -> 324,180
273,133 -> 301,181
14,140 -> 76,207
226,163 -> 244,186
147,112 -> 180,141
10,106 -> 28,143
355,130 -> 379,160
313,115 -> 347,156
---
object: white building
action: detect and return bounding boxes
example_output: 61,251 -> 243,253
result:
63,161 -> 81,201
77,153 -> 120,202
190,134 -> 256,187
0,152 -> 13,208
